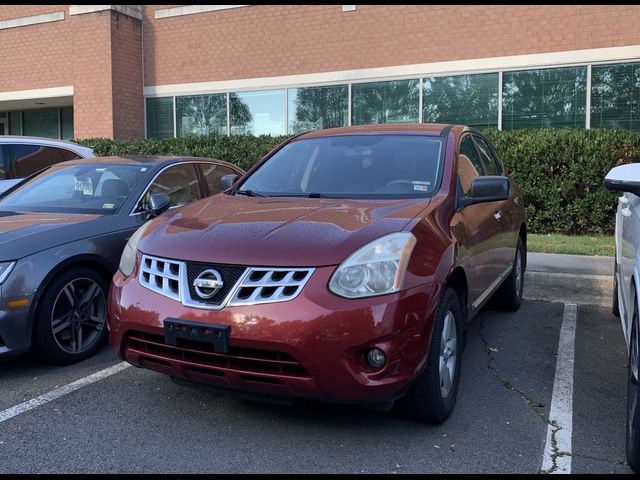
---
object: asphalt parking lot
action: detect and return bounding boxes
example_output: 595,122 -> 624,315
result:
0,295 -> 631,474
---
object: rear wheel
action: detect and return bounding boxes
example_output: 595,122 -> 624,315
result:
494,236 -> 525,311
32,267 -> 108,364
395,287 -> 463,424
627,295 -> 640,472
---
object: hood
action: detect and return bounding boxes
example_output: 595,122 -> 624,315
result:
0,211 -> 115,260
139,195 -> 430,267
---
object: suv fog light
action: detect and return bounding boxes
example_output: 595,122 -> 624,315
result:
366,348 -> 387,368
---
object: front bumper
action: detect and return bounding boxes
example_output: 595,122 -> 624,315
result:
109,266 -> 440,404
0,294 -> 33,357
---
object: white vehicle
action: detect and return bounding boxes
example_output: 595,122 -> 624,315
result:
0,136 -> 95,195
605,162 -> 640,472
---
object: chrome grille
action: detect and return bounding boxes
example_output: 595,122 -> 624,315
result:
139,255 -> 182,301
228,267 -> 314,306
138,255 -> 314,309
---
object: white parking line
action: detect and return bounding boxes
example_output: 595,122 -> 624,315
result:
541,303 -> 577,474
0,362 -> 131,424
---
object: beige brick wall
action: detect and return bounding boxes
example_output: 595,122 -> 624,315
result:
1,5 -> 640,139
111,11 -> 144,140
69,10 -> 114,139
142,5 -> 640,86
0,7 -> 144,139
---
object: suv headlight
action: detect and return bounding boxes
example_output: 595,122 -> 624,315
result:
0,262 -> 16,285
329,232 -> 417,299
119,222 -> 153,277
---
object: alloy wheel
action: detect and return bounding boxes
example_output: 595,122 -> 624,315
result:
50,278 -> 106,355
439,310 -> 458,398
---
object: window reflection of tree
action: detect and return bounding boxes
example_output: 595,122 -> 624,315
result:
502,67 -> 587,129
290,86 -> 348,134
352,80 -> 420,125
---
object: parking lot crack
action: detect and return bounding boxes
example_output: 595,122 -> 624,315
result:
476,318 -> 570,473
570,452 -> 628,467
476,318 -> 551,425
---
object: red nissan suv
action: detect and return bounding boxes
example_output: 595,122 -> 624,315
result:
108,124 -> 526,423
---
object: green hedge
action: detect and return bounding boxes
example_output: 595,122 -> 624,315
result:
77,129 -> 640,236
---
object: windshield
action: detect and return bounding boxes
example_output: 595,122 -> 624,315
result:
0,164 -> 150,214
238,135 -> 445,198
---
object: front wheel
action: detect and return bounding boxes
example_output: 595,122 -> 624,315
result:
395,287 -> 463,424
32,267 -> 109,364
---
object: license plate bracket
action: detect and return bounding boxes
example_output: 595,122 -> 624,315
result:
163,318 -> 230,353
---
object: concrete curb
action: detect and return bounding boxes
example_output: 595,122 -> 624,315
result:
524,271 -> 613,308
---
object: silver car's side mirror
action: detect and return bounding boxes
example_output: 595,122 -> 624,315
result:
605,164 -> 640,195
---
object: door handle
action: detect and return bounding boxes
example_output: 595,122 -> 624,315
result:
620,195 -> 632,217
494,210 -> 503,221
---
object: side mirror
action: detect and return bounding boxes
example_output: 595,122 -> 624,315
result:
460,176 -> 510,209
220,174 -> 240,192
147,193 -> 171,219
605,164 -> 640,195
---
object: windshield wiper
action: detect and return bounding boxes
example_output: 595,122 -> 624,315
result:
267,192 -> 330,198
236,189 -> 266,197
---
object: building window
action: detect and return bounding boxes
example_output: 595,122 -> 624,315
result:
8,111 -> 22,135
230,90 -> 286,136
176,94 -> 227,137
287,85 -> 348,134
61,107 -> 74,140
22,109 -> 61,138
591,62 -> 640,131
502,66 -> 587,129
423,73 -> 499,128
351,79 -> 420,125
146,97 -> 174,139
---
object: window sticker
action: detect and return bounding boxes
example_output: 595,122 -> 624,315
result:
413,184 -> 429,192
102,203 -> 115,209
74,179 -> 93,195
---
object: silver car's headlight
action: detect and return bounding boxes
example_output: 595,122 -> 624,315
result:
119,222 -> 153,277
329,232 -> 417,299
0,261 -> 16,285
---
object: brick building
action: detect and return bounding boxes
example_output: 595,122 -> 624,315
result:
0,4 -> 639,140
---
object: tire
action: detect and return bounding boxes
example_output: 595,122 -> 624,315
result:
494,236 -> 525,311
627,297 -> 640,472
32,267 -> 109,365
613,255 -> 621,318
395,287 -> 463,424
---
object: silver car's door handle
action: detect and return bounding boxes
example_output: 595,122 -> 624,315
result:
494,210 -> 503,221
619,195 -> 632,217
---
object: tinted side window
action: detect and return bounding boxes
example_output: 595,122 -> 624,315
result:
11,145 -> 69,177
136,164 -> 202,213
473,136 -> 503,176
200,163 -> 238,195
0,146 -> 8,179
458,135 -> 484,196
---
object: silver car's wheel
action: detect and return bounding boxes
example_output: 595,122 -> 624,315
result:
439,310 -> 458,398
51,278 -> 106,354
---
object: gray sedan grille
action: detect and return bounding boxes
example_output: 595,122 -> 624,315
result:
138,255 -> 314,309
